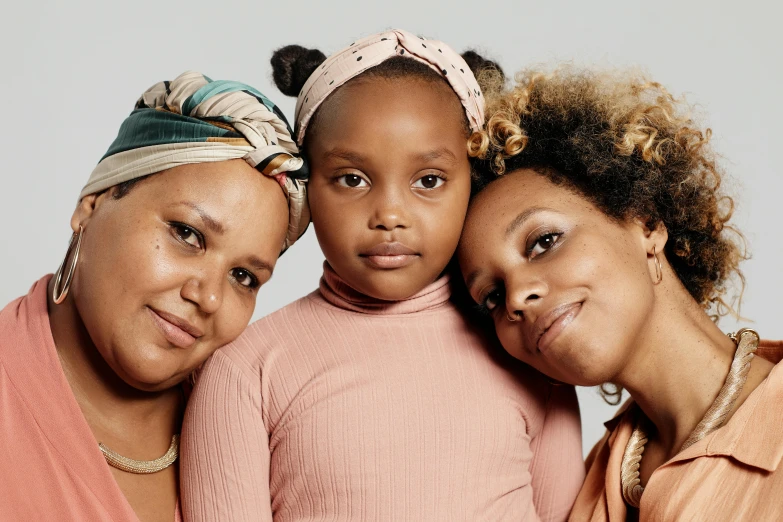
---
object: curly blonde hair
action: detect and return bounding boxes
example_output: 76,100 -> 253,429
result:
467,67 -> 747,404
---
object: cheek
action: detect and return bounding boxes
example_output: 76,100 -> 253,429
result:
587,236 -> 654,343
419,184 -> 471,256
72,219 -> 194,360
174,293 -> 256,378
211,297 -> 254,346
312,212 -> 358,267
549,236 -> 653,383
81,218 -> 178,290
309,186 -> 360,251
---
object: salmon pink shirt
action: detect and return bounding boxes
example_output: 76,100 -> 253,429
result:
0,277 -> 182,521
182,264 -> 585,521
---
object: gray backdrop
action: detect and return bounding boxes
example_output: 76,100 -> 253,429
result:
1,0 -> 780,455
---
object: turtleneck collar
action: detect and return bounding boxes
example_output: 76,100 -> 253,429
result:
318,262 -> 452,315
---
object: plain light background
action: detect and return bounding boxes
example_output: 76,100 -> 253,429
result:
1,0 -> 780,456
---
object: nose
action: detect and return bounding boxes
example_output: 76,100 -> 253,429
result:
368,186 -> 410,231
504,271 -> 548,321
181,267 -> 224,315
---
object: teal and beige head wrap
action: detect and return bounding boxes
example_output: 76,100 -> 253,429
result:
81,71 -> 309,251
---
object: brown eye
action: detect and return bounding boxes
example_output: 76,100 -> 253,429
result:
479,288 -> 503,313
529,233 -> 561,259
230,268 -> 259,289
337,174 -> 368,188
171,223 -> 203,249
413,174 -> 444,189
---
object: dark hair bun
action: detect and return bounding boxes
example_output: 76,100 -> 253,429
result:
271,45 -> 327,97
461,50 -> 505,83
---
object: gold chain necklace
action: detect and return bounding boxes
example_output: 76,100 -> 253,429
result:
99,435 -> 180,474
620,328 -> 760,508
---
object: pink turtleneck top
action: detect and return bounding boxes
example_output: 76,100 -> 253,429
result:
181,265 -> 584,521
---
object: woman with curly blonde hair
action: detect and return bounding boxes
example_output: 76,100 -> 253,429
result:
458,67 -> 783,521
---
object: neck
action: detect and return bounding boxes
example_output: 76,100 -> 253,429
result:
615,279 -> 771,456
46,279 -> 181,439
319,262 -> 453,315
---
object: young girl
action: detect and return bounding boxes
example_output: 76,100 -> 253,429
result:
459,67 -> 783,521
182,30 -> 584,522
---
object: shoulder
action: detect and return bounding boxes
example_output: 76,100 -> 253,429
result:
0,277 -> 50,359
0,294 -> 24,332
758,338 -> 783,365
441,306 -> 564,427
0,295 -> 25,362
209,291 -> 327,372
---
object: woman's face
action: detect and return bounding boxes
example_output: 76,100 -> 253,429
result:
306,77 -> 472,300
68,159 -> 288,391
458,169 -> 658,386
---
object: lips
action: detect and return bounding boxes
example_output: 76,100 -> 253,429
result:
532,302 -> 582,353
359,242 -> 420,269
147,307 -> 203,349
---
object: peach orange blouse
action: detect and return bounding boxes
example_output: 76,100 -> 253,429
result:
0,276 -> 182,521
570,339 -> 783,522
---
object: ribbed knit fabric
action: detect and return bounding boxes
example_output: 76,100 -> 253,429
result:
182,264 -> 584,521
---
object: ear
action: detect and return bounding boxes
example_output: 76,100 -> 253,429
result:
635,218 -> 669,256
70,191 -> 112,233
632,218 -> 669,284
633,218 -> 669,256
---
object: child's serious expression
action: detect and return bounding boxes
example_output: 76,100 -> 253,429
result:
306,76 -> 472,301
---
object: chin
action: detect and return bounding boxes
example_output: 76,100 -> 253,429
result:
503,330 -> 617,387
120,368 -> 187,392
111,345 -> 189,392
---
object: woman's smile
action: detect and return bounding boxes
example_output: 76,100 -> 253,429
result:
533,301 -> 583,353
146,306 -> 203,349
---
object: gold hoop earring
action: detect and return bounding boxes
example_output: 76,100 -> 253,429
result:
52,226 -> 84,304
652,246 -> 663,284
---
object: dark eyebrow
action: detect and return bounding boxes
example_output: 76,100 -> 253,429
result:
247,255 -> 274,274
415,147 -> 457,164
178,202 -> 225,234
504,206 -> 554,238
323,148 -> 366,165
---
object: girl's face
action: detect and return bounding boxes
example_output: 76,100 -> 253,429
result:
306,77 -> 472,301
458,169 -> 658,386
68,159 -> 288,391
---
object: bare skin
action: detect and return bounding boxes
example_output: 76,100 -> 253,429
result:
48,160 -> 288,522
306,77 -> 472,301
458,168 -> 773,489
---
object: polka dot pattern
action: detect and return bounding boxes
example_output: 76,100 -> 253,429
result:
294,28 -> 485,145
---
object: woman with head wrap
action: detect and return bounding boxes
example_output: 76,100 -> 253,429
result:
0,71 -> 307,521
182,30 -> 584,522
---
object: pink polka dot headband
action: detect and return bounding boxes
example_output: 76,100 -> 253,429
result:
294,28 -> 486,145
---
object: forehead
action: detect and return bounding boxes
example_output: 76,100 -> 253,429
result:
118,161 -> 287,231
463,169 -> 599,242
309,77 -> 466,144
140,161 -> 257,199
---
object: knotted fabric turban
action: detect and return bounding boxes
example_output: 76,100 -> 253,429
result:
294,28 -> 486,145
81,71 -> 309,252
